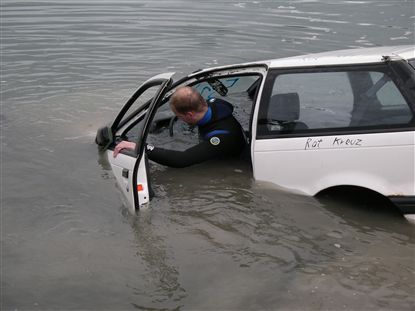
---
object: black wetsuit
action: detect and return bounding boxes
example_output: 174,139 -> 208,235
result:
146,98 -> 246,168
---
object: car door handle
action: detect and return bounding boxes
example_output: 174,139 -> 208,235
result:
122,168 -> 129,178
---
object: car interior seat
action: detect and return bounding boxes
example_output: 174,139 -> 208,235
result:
268,92 -> 308,133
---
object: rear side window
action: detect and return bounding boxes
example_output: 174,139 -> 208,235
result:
257,66 -> 414,137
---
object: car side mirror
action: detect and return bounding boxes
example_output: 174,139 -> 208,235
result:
95,125 -> 113,151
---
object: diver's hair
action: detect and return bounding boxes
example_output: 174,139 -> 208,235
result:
170,86 -> 206,114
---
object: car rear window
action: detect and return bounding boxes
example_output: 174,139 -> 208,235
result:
257,65 -> 414,137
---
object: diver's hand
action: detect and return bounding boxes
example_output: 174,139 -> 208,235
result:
113,140 -> 136,158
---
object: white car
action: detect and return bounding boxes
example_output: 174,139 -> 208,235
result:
96,45 -> 415,221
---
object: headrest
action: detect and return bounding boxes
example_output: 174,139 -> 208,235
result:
268,93 -> 300,122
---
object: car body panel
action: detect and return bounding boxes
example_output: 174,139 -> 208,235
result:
107,153 -> 140,210
253,131 -> 415,196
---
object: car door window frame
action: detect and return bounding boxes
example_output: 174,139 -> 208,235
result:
110,78 -> 172,157
168,65 -> 268,142
257,63 -> 415,139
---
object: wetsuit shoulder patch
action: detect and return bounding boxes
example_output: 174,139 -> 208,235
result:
209,136 -> 221,146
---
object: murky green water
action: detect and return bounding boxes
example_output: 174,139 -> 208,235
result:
2,0 -> 414,310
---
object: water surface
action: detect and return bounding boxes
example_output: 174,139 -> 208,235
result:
2,0 -> 414,310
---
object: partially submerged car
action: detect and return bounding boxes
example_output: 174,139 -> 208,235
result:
96,45 -> 415,221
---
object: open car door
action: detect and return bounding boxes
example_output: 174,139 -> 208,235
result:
96,73 -> 174,213
97,64 -> 267,213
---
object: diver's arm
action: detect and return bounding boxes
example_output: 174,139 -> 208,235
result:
147,139 -> 227,168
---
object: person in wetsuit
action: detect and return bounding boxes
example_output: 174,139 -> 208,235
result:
113,86 -> 246,168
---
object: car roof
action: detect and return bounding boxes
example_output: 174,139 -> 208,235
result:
267,45 -> 415,68
189,45 -> 415,77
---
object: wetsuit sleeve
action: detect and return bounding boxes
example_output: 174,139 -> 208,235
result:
147,135 -> 236,168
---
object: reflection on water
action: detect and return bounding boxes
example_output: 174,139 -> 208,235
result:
2,0 -> 414,310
